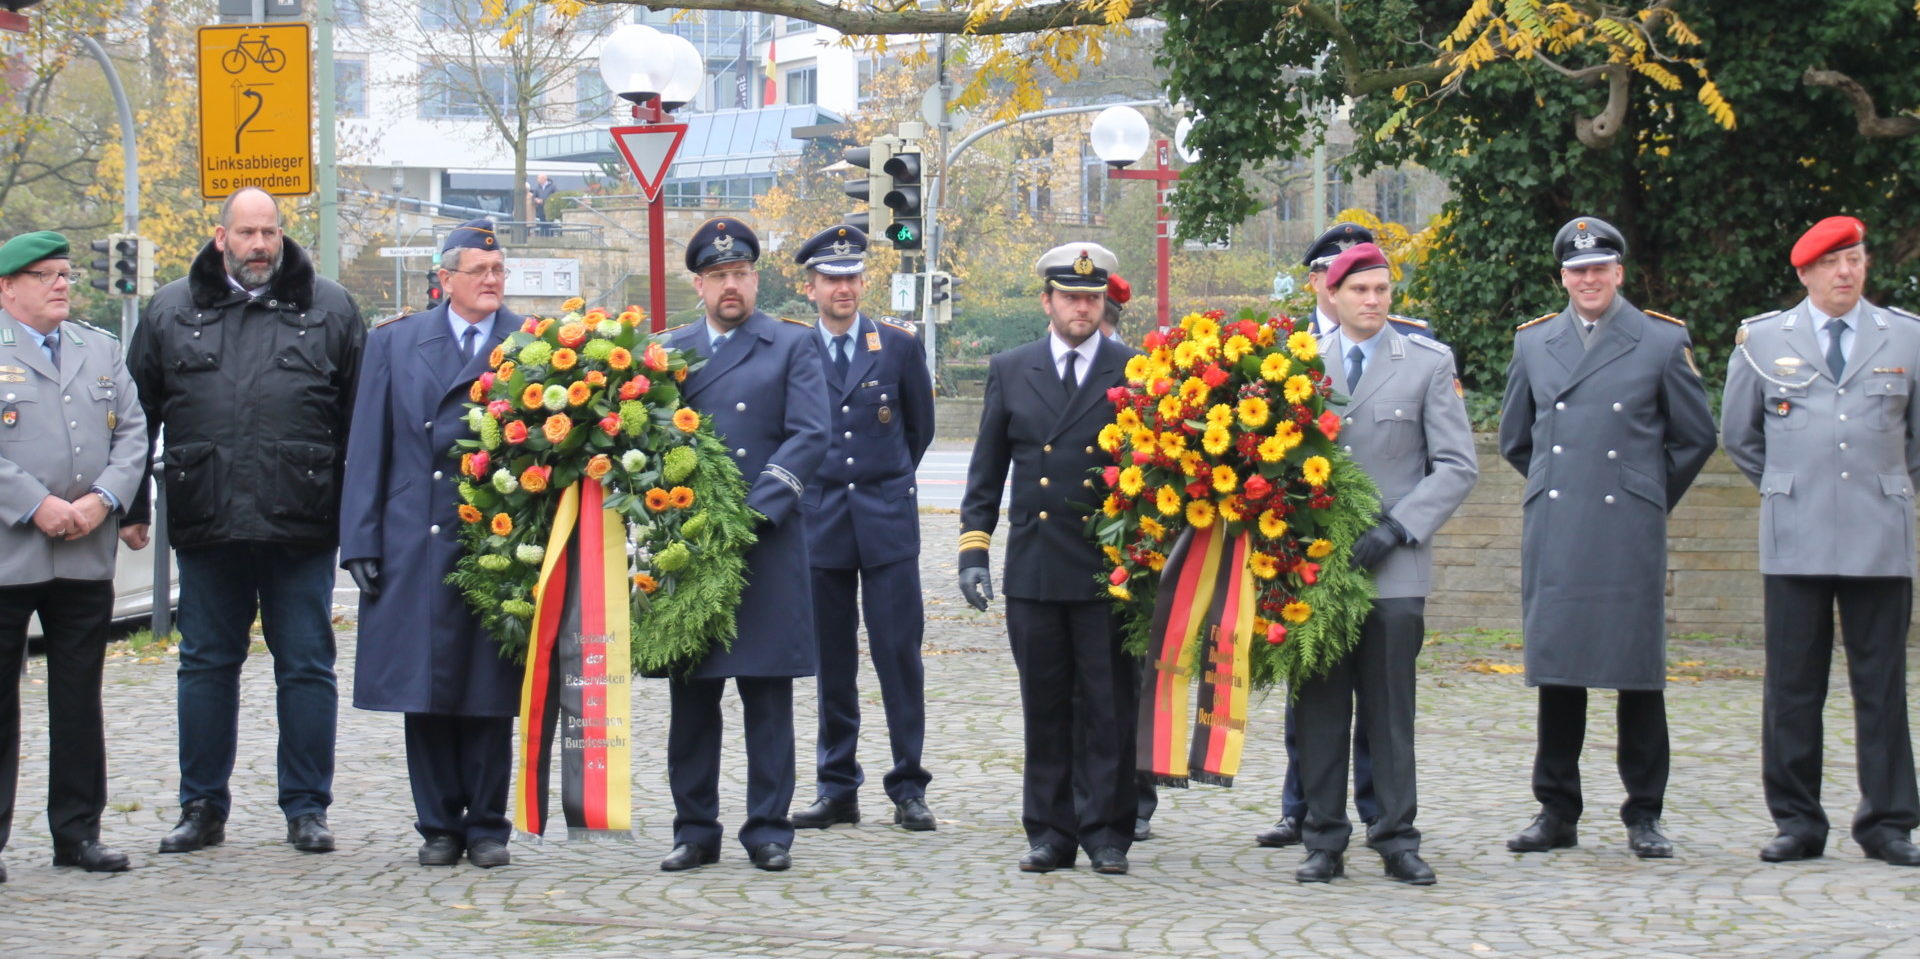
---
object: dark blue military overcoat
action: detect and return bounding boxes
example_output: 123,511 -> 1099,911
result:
803,314 -> 934,569
340,303 -> 523,716
667,309 -> 831,678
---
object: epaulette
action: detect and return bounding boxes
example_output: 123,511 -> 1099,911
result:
1388,313 -> 1430,329
1405,334 -> 1452,355
777,315 -> 812,327
70,320 -> 119,341
1738,310 -> 1782,326
1515,312 -> 1556,332
1888,306 -> 1920,323
880,319 -> 919,337
660,321 -> 693,334
1733,310 -> 1781,346
373,312 -> 409,329
1644,309 -> 1687,327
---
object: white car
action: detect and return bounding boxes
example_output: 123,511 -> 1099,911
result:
26,540 -> 178,641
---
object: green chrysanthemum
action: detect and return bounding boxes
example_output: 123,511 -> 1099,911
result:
662,446 -> 698,484
582,339 -> 616,362
500,599 -> 536,619
491,469 -> 519,494
655,541 -> 691,573
681,511 -> 708,540
465,407 -> 488,433
514,544 -> 546,566
477,416 -> 502,450
458,481 -> 481,504
542,384 -> 569,411
619,400 -> 647,437
594,318 -> 622,338
477,554 -> 512,572
517,341 -> 553,367
619,449 -> 648,473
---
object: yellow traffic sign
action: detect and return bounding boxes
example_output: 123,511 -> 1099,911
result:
197,23 -> 312,198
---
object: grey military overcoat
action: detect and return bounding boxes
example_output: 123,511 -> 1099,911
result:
1497,298 -> 1717,690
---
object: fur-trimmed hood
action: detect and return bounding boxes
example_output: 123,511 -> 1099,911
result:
185,232 -> 321,310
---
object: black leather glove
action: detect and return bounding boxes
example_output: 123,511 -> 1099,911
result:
345,558 -> 382,600
958,566 -> 994,611
1348,522 -> 1402,571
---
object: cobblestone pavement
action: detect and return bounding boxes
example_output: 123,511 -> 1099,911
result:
5,515 -> 1920,957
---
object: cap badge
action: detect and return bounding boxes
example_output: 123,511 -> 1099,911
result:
713,234 -> 735,253
1073,253 -> 1095,275
1335,237 -> 1358,252
829,239 -> 854,256
1573,233 -> 1596,250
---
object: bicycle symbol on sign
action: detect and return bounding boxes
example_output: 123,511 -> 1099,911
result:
221,33 -> 286,74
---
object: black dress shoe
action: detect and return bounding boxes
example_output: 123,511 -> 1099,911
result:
1626,820 -> 1674,859
1866,838 -> 1920,867
1381,849 -> 1436,885
1089,847 -> 1129,875
159,800 -> 226,854
0,859 -> 7,883
1507,812 -> 1577,852
287,813 -> 335,853
418,834 -> 464,866
468,838 -> 511,868
749,843 -> 791,872
791,797 -> 860,829
1018,845 -> 1069,873
52,840 -> 130,873
1134,817 -> 1153,842
1295,848 -> 1345,883
894,797 -> 936,832
1759,834 -> 1821,862
1255,816 -> 1302,848
660,843 -> 718,872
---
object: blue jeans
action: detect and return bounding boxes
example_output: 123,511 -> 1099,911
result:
175,543 -> 338,820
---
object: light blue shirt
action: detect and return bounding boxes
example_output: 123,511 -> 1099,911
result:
818,315 -> 861,362
447,307 -> 495,356
705,320 -> 740,353
1813,301 -> 1859,366
1332,325 -> 1382,390
19,322 -> 58,369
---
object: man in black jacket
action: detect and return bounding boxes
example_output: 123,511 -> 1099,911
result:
126,187 -> 364,857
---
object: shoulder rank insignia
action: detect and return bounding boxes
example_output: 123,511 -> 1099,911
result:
1888,306 -> 1920,323
1734,325 -> 1748,346
1644,310 -> 1687,327
1683,347 -> 1701,377
1515,312 -> 1556,332
660,321 -> 693,334
880,319 -> 919,337
1388,313 -> 1430,328
373,312 -> 408,328
72,320 -> 118,341
777,315 -> 812,326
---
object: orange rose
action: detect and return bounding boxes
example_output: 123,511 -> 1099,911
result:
644,488 -> 671,512
543,414 -> 572,444
520,316 -> 540,334
560,297 -> 585,312
460,452 -> 476,477
535,318 -> 555,337
521,384 -> 546,410
488,344 -> 507,368
585,454 -> 613,480
503,420 -> 529,444
619,376 -> 648,400
643,342 -> 670,372
618,309 -> 643,328
490,513 -> 513,536
567,382 -> 592,406
519,465 -> 549,494
584,370 -> 607,387
557,323 -> 588,348
469,378 -> 488,403
668,486 -> 695,509
608,348 -> 633,370
674,367 -> 687,382
550,348 -> 578,370
672,408 -> 699,433
631,573 -> 659,593
457,504 -> 482,524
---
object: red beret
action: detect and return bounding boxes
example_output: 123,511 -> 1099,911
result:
1106,274 -> 1132,307
1790,216 -> 1866,268
1325,241 -> 1389,289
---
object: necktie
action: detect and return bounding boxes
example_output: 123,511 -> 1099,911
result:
43,331 -> 60,370
833,333 -> 851,383
711,331 -> 730,356
460,325 -> 479,359
1825,317 -> 1848,379
1061,350 -> 1080,400
1346,344 -> 1365,393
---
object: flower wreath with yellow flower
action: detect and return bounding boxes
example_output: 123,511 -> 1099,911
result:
447,298 -> 761,675
1090,308 -> 1380,690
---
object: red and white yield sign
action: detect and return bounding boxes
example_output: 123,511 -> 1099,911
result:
610,124 -> 687,202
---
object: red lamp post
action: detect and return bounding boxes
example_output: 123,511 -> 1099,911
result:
1091,106 -> 1181,330
602,25 -> 700,333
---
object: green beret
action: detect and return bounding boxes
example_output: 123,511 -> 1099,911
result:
0,231 -> 71,277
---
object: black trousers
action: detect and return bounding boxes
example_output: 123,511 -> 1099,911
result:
1297,598 -> 1424,855
1762,575 -> 1919,851
1531,684 -> 1668,824
0,579 -> 112,852
1006,598 -> 1134,858
808,560 -> 929,804
667,676 -> 796,854
403,713 -> 513,845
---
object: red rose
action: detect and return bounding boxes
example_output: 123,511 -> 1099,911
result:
1110,567 -> 1129,586
1266,622 -> 1288,645
1143,331 -> 1164,350
1132,450 -> 1152,466
1237,320 -> 1259,339
1243,475 -> 1273,501
1201,365 -> 1230,388
478,371 -> 496,392
599,413 -> 622,437
1103,465 -> 1120,487
1318,410 -> 1342,440
520,317 -> 539,333
1185,480 -> 1210,499
486,400 -> 512,419
1294,560 -> 1320,585
503,421 -> 529,444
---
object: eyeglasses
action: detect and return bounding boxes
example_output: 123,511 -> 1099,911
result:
447,266 -> 511,280
701,268 -> 757,286
16,269 -> 81,286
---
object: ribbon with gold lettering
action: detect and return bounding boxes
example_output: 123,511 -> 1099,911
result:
1137,524 -> 1255,787
514,480 -> 633,837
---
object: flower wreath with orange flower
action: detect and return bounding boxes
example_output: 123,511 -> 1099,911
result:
447,298 -> 762,675
1089,308 -> 1381,691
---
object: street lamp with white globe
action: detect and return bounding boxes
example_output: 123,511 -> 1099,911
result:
599,24 -> 703,331
1090,105 -> 1181,330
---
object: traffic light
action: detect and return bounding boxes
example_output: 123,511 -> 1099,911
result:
128,236 -> 154,297
841,136 -> 895,234
882,143 -> 922,250
88,235 -> 118,294
88,234 -> 145,297
927,271 -> 953,327
425,269 -> 444,306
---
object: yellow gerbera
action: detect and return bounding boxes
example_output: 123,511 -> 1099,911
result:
1119,466 -> 1146,497
1186,499 -> 1216,529
1159,431 -> 1188,454
1103,544 -> 1124,565
1098,422 -> 1125,453
1287,330 -> 1319,362
1218,497 -> 1244,523
1156,486 -> 1182,516
1139,516 -> 1167,540
1130,428 -> 1158,453
1307,538 -> 1335,559
1249,552 -> 1279,579
1283,374 -> 1314,405
1282,601 -> 1312,624
1257,435 -> 1286,463
1302,455 -> 1332,486
1206,403 -> 1234,429
1222,334 -> 1254,364
1258,510 -> 1288,539
1261,353 -> 1293,382
1125,355 -> 1152,383
1256,325 -> 1278,347
1157,394 -> 1185,422
1102,494 -> 1124,518
1116,407 -> 1143,431
1202,427 -> 1232,456
1182,451 -> 1207,477
1179,377 -> 1210,405
1237,396 -> 1270,429
1109,584 -> 1133,602
1173,341 -> 1203,369
1275,420 -> 1305,452
1188,316 -> 1219,341
1212,464 -> 1239,494
1142,550 -> 1167,572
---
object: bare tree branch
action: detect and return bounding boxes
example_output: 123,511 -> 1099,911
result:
1804,68 -> 1920,139
1575,63 -> 1629,148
